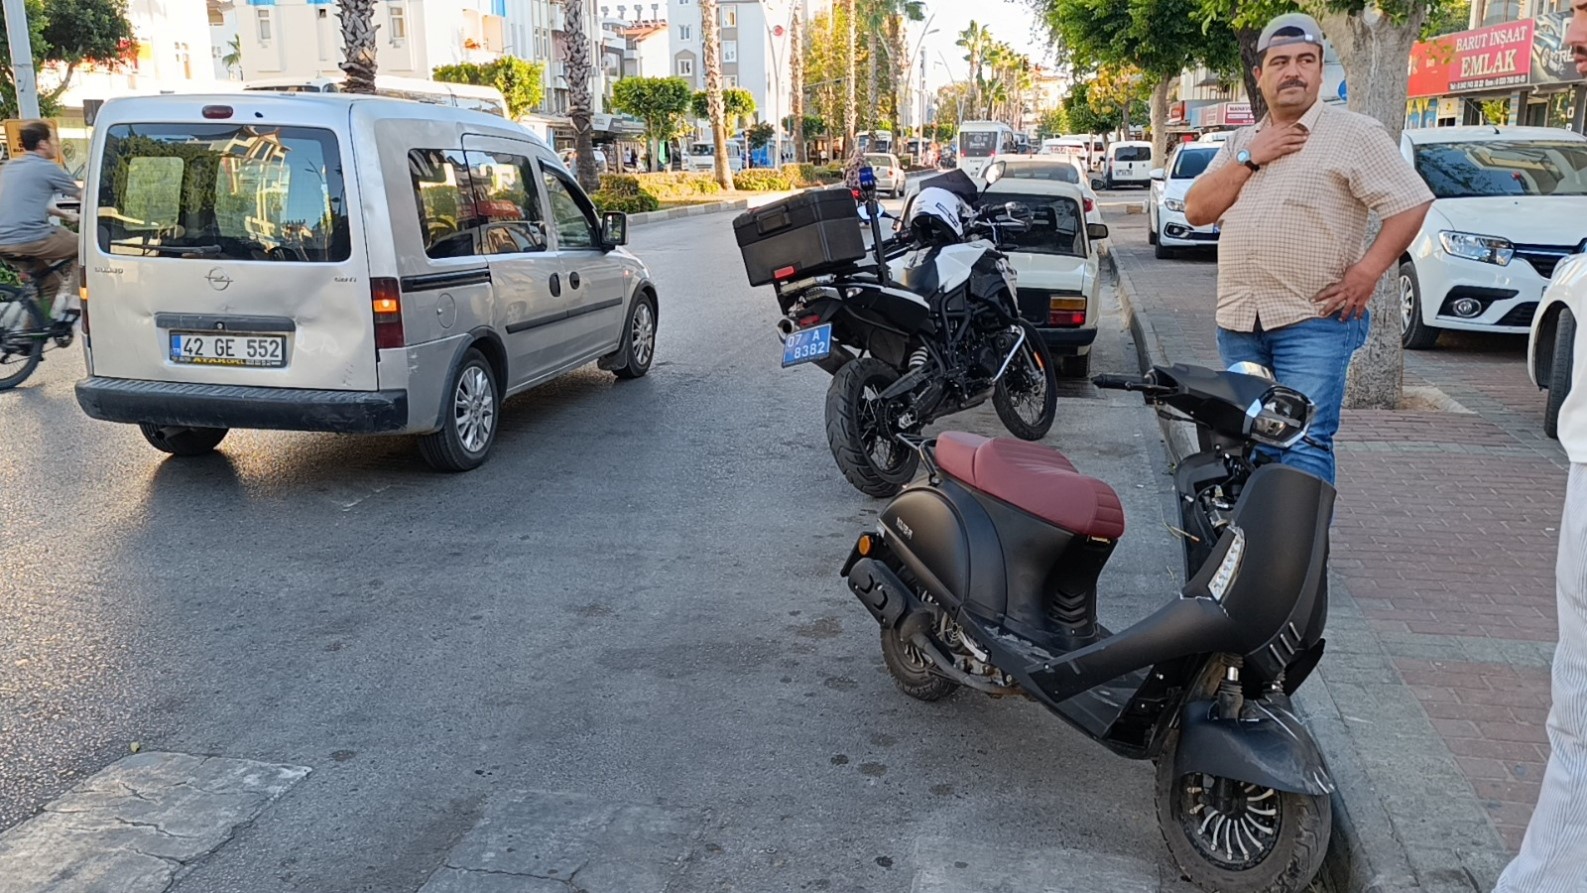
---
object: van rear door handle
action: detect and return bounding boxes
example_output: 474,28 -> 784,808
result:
549,273 -> 561,296
569,271 -> 581,289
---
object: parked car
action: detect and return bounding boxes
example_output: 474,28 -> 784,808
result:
981,157 -> 1102,226
1103,140 -> 1154,188
1398,126 -> 1587,349
864,152 -> 905,197
1147,142 -> 1222,258
1529,252 -> 1587,439
75,93 -> 657,471
1196,130 -> 1234,144
981,178 -> 1107,377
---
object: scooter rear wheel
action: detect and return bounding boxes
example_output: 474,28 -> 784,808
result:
880,626 -> 959,702
1155,732 -> 1330,893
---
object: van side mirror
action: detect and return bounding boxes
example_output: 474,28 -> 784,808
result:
1087,222 -> 1109,241
601,211 -> 628,247
1150,168 -> 1165,181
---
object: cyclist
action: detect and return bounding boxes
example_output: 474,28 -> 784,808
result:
0,121 -> 82,335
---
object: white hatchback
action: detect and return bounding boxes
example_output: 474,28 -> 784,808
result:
1148,142 -> 1222,258
1528,252 -> 1587,439
1398,126 -> 1587,349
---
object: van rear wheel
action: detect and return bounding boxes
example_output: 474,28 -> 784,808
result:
419,348 -> 499,472
139,424 -> 228,457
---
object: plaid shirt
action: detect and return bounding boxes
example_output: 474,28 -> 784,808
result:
1205,100 -> 1433,332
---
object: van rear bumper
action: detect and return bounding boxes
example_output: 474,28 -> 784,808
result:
75,377 -> 409,434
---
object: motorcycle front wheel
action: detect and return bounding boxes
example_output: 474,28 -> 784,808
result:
1154,733 -> 1331,893
825,357 -> 919,498
993,322 -> 1058,441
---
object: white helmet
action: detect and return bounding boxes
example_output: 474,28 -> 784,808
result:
907,186 -> 970,246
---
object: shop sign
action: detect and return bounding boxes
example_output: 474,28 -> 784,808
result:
1409,19 -> 1535,96
1222,102 -> 1254,126
1531,11 -> 1587,86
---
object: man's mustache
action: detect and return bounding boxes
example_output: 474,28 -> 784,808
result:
1279,78 -> 1308,90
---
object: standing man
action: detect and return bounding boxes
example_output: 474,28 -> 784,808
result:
1494,9 -> 1587,891
0,121 -> 82,329
1184,13 -> 1433,485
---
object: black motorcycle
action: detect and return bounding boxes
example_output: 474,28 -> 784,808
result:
840,362 -> 1334,892
736,168 -> 1060,497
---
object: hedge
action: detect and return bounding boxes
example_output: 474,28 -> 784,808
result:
733,169 -> 793,191
591,191 -> 661,214
633,172 -> 722,199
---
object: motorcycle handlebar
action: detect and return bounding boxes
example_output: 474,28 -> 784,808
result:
1092,373 -> 1148,391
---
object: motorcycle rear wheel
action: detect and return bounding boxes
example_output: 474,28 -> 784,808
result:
993,323 -> 1058,441
825,357 -> 919,498
880,625 -> 959,701
1155,732 -> 1330,893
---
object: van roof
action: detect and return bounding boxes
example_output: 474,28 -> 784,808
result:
93,92 -> 550,151
1111,140 -> 1153,148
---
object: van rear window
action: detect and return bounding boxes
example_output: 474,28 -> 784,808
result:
1112,146 -> 1151,162
95,123 -> 350,262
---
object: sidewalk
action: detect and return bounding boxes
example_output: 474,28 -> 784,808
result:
1102,203 -> 1568,893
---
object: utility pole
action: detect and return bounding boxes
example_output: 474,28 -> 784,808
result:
3,0 -> 42,119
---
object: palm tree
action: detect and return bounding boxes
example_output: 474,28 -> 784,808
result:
337,0 -> 379,94
843,0 -> 857,158
956,20 -> 990,121
789,13 -> 806,163
699,0 -> 733,189
221,34 -> 243,80
882,0 -> 924,133
561,0 -> 599,193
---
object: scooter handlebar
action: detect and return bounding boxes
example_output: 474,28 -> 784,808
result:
1092,373 -> 1148,391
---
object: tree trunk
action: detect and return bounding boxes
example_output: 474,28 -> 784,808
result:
700,0 -> 734,190
337,0 -> 379,95
1236,26 -> 1265,124
1320,7 -> 1426,410
561,0 -> 600,193
1149,74 -> 1173,172
865,27 -> 878,135
791,13 -> 806,163
887,16 -> 906,136
843,0 -> 857,155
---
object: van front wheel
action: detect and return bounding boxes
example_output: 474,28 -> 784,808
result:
419,348 -> 499,472
139,424 -> 228,457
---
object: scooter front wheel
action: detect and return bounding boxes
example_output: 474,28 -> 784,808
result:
880,626 -> 959,702
1155,733 -> 1330,893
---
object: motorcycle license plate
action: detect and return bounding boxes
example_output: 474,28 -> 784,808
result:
782,324 -> 833,368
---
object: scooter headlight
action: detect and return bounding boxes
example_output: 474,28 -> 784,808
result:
1246,385 -> 1313,448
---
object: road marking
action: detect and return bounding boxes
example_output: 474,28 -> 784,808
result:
419,790 -> 699,893
0,752 -> 310,893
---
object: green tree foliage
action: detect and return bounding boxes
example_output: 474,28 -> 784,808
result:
0,0 -> 135,118
1036,107 -> 1070,139
433,58 -> 547,119
611,76 -> 695,150
691,88 -> 756,130
746,121 -> 775,150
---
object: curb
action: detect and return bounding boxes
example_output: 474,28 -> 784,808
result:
1104,248 -> 1433,893
628,190 -> 805,228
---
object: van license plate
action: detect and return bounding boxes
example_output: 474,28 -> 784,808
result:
782,324 -> 833,368
169,332 -> 286,368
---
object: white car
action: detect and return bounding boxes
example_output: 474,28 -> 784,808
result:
1147,142 -> 1222,258
1103,140 -> 1153,188
981,178 -> 1107,377
865,153 -> 905,197
1529,253 -> 1587,439
980,157 -> 1102,227
1196,131 -> 1234,144
1398,126 -> 1587,350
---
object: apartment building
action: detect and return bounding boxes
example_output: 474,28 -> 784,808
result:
667,0 -> 798,154
56,0 -> 219,107
1408,0 -> 1584,131
226,0 -> 508,82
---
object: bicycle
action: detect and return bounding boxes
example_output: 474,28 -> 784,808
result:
0,257 -> 80,390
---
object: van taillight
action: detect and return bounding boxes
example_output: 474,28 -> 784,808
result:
77,265 -> 88,337
371,278 -> 404,351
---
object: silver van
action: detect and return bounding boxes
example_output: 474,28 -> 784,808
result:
75,93 -> 657,471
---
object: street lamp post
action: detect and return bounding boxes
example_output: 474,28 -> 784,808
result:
901,18 -> 937,163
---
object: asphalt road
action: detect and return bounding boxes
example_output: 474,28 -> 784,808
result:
0,210 -> 1195,892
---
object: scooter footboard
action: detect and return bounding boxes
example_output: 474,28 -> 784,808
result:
1172,695 -> 1334,796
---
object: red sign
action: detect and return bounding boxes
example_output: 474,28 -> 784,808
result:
1409,19 -> 1535,97
1223,102 -> 1254,126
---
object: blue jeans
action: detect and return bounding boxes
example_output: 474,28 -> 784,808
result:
1215,314 -> 1369,486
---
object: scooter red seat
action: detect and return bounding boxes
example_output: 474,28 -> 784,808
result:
935,432 -> 1126,539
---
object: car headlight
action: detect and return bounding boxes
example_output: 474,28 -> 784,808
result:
1438,231 -> 1514,266
1246,385 -> 1313,448
1164,197 -> 1186,212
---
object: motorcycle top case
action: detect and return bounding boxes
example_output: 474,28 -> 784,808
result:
733,187 -> 868,286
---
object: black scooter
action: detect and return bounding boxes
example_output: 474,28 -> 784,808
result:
840,363 -> 1334,893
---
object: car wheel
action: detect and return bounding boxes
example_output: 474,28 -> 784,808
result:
1545,308 -> 1575,440
139,424 -> 228,457
1155,237 -> 1175,260
609,291 -> 658,380
1148,207 -> 1159,245
418,348 -> 499,472
1400,261 -> 1440,350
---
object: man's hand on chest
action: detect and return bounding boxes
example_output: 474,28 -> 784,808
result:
1247,123 -> 1310,168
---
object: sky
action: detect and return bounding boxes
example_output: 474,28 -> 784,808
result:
912,1 -> 1056,94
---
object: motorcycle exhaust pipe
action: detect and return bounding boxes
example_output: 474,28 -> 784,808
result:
775,317 -> 797,342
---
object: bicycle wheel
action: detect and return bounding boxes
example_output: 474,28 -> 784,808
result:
0,288 -> 44,391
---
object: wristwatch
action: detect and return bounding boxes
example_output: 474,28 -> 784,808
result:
1237,149 -> 1260,173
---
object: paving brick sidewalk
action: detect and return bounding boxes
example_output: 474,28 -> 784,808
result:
1101,200 -> 1568,891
